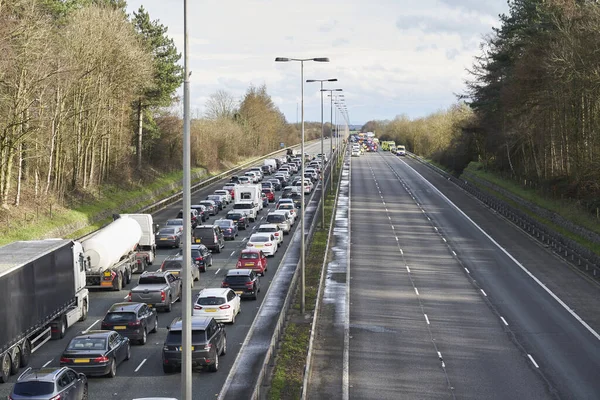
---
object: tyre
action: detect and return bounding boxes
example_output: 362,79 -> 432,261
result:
125,269 -> 132,285
107,358 -> 117,378
82,383 -> 89,400
113,273 -> 123,291
80,300 -> 88,322
10,348 -> 19,375
165,298 -> 172,313
19,340 -> 31,367
139,329 -> 147,345
208,352 -> 219,372
151,317 -> 158,333
125,344 -> 131,360
56,316 -> 67,339
0,353 -> 10,383
163,364 -> 174,374
221,336 -> 227,355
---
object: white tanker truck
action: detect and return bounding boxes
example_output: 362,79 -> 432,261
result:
82,217 -> 142,290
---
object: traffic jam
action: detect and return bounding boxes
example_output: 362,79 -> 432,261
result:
0,149 -> 329,400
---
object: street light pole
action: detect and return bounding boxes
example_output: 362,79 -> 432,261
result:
181,0 -> 192,398
307,79 -> 337,229
275,56 -> 330,314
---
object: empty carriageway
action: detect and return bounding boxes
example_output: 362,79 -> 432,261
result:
345,153 -> 553,400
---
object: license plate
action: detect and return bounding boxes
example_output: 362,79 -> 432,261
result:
103,271 -> 111,277
195,239 -> 201,243
204,309 -> 217,312
178,346 -> 195,351
170,271 -> 179,275
255,245 -> 263,248
114,326 -> 126,330
160,238 -> 168,240
244,263 -> 254,266
148,304 -> 153,308
74,359 -> 90,363
235,291 -> 243,295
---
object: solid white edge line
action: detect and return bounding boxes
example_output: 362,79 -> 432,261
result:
452,251 -> 457,256
215,268 -> 221,275
465,268 -> 470,273
481,289 -> 488,297
442,237 -> 447,242
401,161 -> 600,342
406,266 -> 411,273
134,358 -> 147,372
82,319 -> 99,334
414,287 -> 419,296
528,354 -> 540,368
400,249 -> 403,255
230,251 -> 235,256
501,317 -> 509,326
424,314 -> 430,325
42,359 -> 53,367
343,152 -> 351,400
437,351 -> 442,359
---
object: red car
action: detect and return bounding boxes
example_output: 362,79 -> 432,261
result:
236,248 -> 267,276
262,188 -> 275,203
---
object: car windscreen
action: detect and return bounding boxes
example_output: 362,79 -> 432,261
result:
207,195 -> 220,201
234,203 -> 252,209
68,337 -> 107,350
199,202 -> 212,207
138,276 -> 166,285
13,382 -> 55,396
240,253 -> 259,259
162,260 -> 183,270
165,330 -> 206,345
104,312 -> 136,323
197,296 -> 226,306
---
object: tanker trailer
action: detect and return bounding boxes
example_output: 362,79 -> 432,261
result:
82,217 -> 142,290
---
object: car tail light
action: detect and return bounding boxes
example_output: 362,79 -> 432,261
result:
127,292 -> 132,302
128,320 -> 141,327
196,257 -> 204,262
219,304 -> 231,309
161,290 -> 166,302
204,343 -> 212,351
265,243 -> 273,246
194,305 -> 202,310
245,282 -> 254,287
214,235 -> 218,242
60,357 -> 70,363
274,232 -> 280,236
93,356 -> 109,363
247,243 -> 253,247
49,394 -> 61,400
236,261 -> 241,267
222,282 -> 229,287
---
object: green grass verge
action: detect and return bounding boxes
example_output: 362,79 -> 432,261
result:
268,156 -> 342,400
463,162 -> 600,256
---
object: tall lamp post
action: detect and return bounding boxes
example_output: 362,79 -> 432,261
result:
331,94 -> 345,165
306,78 -> 337,229
322,88 -> 342,191
275,56 -> 330,314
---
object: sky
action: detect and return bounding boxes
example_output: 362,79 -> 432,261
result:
125,0 -> 509,126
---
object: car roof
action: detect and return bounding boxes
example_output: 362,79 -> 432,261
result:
258,224 -> 280,230
141,270 -> 168,277
191,244 -> 207,250
249,233 -> 272,240
198,288 -> 230,297
272,210 -> 289,215
108,302 -> 143,312
277,198 -> 294,203
168,316 -> 213,331
195,224 -> 216,229
226,268 -> 253,276
73,330 -> 113,339
240,248 -> 262,254
17,367 -> 69,382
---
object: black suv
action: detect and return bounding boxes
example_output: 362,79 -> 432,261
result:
101,302 -> 158,345
162,316 -> 227,373
225,211 -> 250,230
221,269 -> 260,300
193,225 -> 225,253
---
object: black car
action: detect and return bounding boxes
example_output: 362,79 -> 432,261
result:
60,331 -> 130,378
178,244 -> 213,272
206,195 -> 224,211
176,209 -> 199,229
268,178 -> 282,191
226,211 -> 250,230
155,227 -> 182,248
229,175 -> 241,183
10,367 -> 88,400
100,302 -> 158,345
290,193 -> 303,208
221,269 -> 260,300
191,204 -> 208,222
198,200 -> 217,216
261,165 -> 271,175
193,225 -> 225,253
162,316 -> 227,373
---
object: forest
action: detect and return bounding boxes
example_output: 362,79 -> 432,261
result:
365,0 -> 600,212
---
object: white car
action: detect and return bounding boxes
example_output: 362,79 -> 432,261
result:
233,201 -> 258,221
257,224 -> 284,244
276,203 -> 297,220
244,171 -> 260,183
214,189 -> 232,204
247,233 -> 278,256
193,288 -> 241,323
272,209 -> 295,226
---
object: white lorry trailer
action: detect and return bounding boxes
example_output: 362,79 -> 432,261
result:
119,213 -> 157,273
82,217 -> 142,290
0,239 -> 89,383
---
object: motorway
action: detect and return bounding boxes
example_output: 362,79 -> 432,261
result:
308,151 -> 600,399
0,141 -> 330,400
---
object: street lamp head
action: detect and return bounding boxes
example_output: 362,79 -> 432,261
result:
306,79 -> 317,82
275,57 -> 290,62
313,57 -> 330,62
327,78 -> 338,82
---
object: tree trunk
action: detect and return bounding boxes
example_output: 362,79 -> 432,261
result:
137,98 -> 143,170
13,142 -> 23,206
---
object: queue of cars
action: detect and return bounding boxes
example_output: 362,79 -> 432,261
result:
6,152 -> 325,398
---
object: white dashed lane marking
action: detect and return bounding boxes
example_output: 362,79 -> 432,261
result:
500,317 -> 509,326
424,314 -> 430,325
528,354 -> 540,368
135,358 -> 147,372
43,359 -> 53,367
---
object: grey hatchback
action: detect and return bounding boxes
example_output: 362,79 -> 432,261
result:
10,367 -> 88,400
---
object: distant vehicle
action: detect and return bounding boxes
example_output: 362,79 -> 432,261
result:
225,211 -> 250,230
262,188 -> 275,202
10,367 -> 88,400
176,209 -> 198,229
119,214 -> 157,272
222,269 -> 260,300
192,225 -> 225,253
396,145 -> 406,156
266,212 -> 291,234
193,288 -> 241,324
178,244 -> 213,272
162,317 -> 226,373
191,204 -> 208,222
232,202 -> 258,222
198,200 -> 217,216
236,249 -> 268,276
160,254 -> 200,285
155,227 -> 182,249
246,233 -> 278,257
214,219 -> 238,240
257,224 -> 283,244
101,302 -> 158,345
214,189 -> 232,204
59,330 -> 130,378
164,219 -> 184,232
268,178 -> 282,191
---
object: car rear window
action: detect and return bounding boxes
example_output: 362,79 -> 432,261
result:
240,253 -> 259,259
68,337 -> 106,350
105,312 -> 136,323
167,220 -> 182,225
225,276 -> 250,283
267,215 -> 285,223
197,296 -> 226,306
227,213 -> 242,220
216,220 -> 232,228
258,228 -> 276,233
162,260 -> 183,270
159,228 -> 175,235
234,203 -> 252,209
165,330 -> 206,345
13,382 -> 55,396
250,236 -> 269,242
138,276 -> 166,285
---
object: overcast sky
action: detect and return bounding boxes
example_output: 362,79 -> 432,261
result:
125,0 -> 509,125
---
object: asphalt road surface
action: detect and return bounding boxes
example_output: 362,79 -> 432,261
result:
309,150 -> 600,399
0,140 -> 330,400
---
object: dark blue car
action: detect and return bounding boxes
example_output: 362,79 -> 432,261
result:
215,219 -> 238,240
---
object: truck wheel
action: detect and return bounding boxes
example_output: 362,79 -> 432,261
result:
0,353 -> 10,383
19,340 -> 31,367
10,348 -> 20,375
126,269 -> 132,285
113,273 -> 123,291
80,300 -> 88,322
52,316 -> 67,339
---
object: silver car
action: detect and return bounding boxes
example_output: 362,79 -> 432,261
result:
10,367 -> 88,400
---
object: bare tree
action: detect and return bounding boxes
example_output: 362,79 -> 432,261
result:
204,89 -> 237,120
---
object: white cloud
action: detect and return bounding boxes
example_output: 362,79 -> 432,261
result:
126,0 -> 508,124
